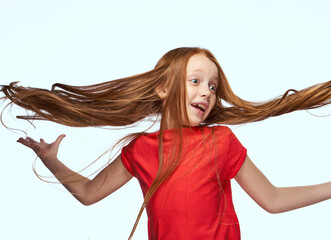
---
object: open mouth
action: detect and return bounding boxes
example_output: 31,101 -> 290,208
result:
191,103 -> 206,113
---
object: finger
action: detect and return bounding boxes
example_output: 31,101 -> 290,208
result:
17,137 -> 28,144
40,138 -> 45,143
17,137 -> 33,148
26,137 -> 37,143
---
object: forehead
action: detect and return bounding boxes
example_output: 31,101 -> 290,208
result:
186,54 -> 218,79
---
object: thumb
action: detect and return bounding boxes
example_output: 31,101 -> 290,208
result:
54,134 -> 66,145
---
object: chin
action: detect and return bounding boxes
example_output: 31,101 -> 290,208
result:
187,120 -> 203,127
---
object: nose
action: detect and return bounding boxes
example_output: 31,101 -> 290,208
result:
200,84 -> 211,98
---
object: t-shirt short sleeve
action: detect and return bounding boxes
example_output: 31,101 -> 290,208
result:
121,140 -> 136,177
217,127 -> 247,180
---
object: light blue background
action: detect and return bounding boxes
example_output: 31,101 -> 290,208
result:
1,1 -> 330,239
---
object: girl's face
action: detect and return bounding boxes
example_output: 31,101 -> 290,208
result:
185,54 -> 218,126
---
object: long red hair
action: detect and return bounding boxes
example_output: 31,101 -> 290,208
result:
1,47 -> 331,239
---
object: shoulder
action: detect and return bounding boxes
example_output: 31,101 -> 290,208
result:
123,131 -> 158,151
212,125 -> 231,133
204,125 -> 243,146
206,125 -> 232,138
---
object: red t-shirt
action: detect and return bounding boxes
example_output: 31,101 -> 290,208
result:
121,126 -> 247,240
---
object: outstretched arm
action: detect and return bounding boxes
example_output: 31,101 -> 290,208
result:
17,135 -> 133,206
235,155 -> 331,213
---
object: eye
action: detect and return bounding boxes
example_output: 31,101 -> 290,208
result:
209,85 -> 217,92
190,78 -> 199,84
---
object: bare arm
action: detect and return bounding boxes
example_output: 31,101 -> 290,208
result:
17,135 -> 133,206
235,155 -> 331,213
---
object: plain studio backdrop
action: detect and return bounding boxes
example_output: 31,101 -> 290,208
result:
0,1 -> 330,239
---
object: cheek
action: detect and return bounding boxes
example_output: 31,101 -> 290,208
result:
185,86 -> 194,99
210,96 -> 217,108
185,93 -> 194,104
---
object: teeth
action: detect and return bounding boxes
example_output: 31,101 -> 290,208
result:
192,103 -> 206,111
197,104 -> 206,110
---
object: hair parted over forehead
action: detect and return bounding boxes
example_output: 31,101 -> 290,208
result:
1,47 -> 331,240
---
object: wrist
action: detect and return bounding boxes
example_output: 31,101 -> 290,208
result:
40,156 -> 60,167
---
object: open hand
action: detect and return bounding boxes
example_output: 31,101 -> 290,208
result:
17,134 -> 66,163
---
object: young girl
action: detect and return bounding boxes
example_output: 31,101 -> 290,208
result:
1,47 -> 331,240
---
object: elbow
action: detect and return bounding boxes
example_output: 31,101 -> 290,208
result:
264,202 -> 289,214
81,200 -> 92,206
259,188 -> 282,214
75,196 -> 95,206
80,198 -> 96,206
263,189 -> 286,214
263,205 -> 280,214
73,184 -> 96,206
258,201 -> 278,214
